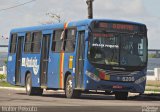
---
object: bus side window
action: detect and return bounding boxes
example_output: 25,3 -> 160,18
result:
52,30 -> 63,52
24,32 -> 32,53
64,28 -> 76,52
10,34 -> 17,53
32,32 -> 42,53
9,34 -> 17,53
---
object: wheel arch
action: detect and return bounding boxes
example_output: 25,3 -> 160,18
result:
25,70 -> 31,85
64,71 -> 72,89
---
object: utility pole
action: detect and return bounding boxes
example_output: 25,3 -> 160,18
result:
86,0 -> 94,19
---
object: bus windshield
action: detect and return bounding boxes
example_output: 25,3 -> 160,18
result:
88,32 -> 147,67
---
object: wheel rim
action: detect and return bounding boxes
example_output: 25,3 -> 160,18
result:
26,78 -> 31,92
67,78 -> 72,95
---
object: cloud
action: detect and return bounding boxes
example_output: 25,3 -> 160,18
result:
94,0 -> 145,18
0,0 -> 159,49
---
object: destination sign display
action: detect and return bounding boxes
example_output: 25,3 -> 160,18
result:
91,21 -> 146,32
93,33 -> 113,38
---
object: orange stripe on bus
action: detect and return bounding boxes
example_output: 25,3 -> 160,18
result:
60,51 -> 64,88
59,22 -> 68,88
64,22 -> 69,29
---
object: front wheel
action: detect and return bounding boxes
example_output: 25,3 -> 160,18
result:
115,92 -> 128,100
65,75 -> 81,98
25,73 -> 43,96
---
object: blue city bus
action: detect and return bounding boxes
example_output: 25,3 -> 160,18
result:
7,19 -> 148,100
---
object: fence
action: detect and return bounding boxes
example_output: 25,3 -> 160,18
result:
147,68 -> 160,81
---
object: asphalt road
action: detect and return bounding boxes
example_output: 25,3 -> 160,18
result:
0,89 -> 160,112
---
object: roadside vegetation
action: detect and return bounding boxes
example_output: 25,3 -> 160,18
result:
148,54 -> 157,58
146,80 -> 160,86
145,88 -> 160,92
0,81 -> 17,87
146,80 -> 160,92
0,74 -> 6,80
0,74 -> 22,88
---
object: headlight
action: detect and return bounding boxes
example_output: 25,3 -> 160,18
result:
135,76 -> 146,84
86,71 -> 100,82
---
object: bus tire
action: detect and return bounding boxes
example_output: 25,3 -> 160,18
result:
115,92 -> 128,100
65,75 -> 81,98
25,73 -> 43,96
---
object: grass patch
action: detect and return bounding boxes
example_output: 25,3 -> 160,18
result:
146,84 -> 160,87
145,88 -> 160,92
146,81 -> 160,87
0,81 -> 22,88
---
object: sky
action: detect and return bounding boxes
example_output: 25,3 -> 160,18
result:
0,0 -> 160,49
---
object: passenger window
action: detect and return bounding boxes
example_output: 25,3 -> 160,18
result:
64,29 -> 76,52
24,32 -> 42,53
24,32 -> 32,53
52,30 -> 63,52
10,34 -> 17,53
32,32 -> 42,53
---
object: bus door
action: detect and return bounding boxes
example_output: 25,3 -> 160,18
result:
75,30 -> 85,88
40,34 -> 51,87
15,36 -> 24,85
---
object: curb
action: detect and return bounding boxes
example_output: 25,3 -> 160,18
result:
0,86 -> 159,95
0,86 -> 25,91
0,87 -> 64,92
144,91 -> 160,94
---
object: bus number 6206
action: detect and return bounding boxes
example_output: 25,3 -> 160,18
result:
122,77 -> 135,82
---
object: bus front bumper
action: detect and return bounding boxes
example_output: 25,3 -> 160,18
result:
85,79 -> 146,94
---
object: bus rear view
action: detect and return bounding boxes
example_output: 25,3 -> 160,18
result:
85,20 -> 147,100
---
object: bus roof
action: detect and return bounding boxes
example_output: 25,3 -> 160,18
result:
10,19 -> 146,33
